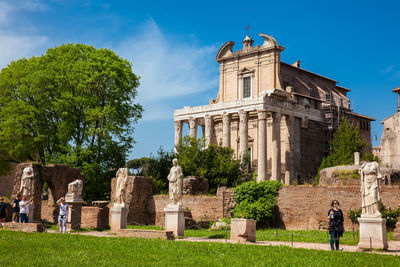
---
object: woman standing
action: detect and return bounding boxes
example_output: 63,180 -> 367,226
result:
57,197 -> 68,233
328,200 -> 344,250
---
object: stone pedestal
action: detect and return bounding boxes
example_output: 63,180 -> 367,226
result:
67,203 -> 83,231
110,206 -> 128,232
230,218 -> 256,243
358,217 -> 388,250
164,205 -> 184,237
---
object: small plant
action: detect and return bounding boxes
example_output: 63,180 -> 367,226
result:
337,169 -> 360,179
347,204 -> 400,230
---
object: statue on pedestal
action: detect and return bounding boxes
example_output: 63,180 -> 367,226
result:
65,179 -> 84,203
19,167 -> 34,197
115,168 -> 128,207
359,161 -> 383,217
167,159 -> 183,206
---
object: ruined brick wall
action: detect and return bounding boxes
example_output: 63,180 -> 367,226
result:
0,163 -> 17,197
81,206 -> 109,229
12,163 -> 84,223
217,187 -> 236,217
152,195 -> 224,227
277,185 -> 400,231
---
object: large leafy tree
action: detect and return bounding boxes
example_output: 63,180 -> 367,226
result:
0,44 -> 142,200
176,136 -> 246,193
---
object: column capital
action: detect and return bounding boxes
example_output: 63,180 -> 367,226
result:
222,112 -> 231,125
174,120 -> 183,129
239,110 -> 248,123
257,110 -> 267,120
188,117 -> 197,129
204,114 -> 213,127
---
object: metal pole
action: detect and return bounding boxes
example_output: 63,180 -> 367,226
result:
370,237 -> 372,251
291,233 -> 293,247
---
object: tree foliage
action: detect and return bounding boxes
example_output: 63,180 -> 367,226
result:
314,118 -> 373,184
0,43 -> 142,201
175,136 -> 246,194
232,181 -> 282,225
127,147 -> 174,194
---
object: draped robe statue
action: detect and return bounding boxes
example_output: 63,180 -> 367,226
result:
115,168 -> 129,207
359,161 -> 383,217
19,167 -> 34,197
167,159 -> 183,206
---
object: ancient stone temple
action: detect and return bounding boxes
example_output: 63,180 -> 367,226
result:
173,33 -> 374,184
379,87 -> 400,169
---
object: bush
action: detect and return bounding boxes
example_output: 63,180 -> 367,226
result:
347,203 -> 400,230
232,181 -> 282,225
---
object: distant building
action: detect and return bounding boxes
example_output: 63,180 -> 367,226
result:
380,87 -> 400,169
173,33 -> 374,184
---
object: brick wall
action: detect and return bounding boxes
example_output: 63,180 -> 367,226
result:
81,206 -> 109,229
277,185 -> 400,230
152,194 -> 224,227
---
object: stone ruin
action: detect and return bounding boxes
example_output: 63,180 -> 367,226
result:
11,163 -> 84,223
110,174 -> 153,225
183,176 -> 208,195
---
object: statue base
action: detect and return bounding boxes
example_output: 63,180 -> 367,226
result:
65,194 -> 84,203
27,206 -> 34,223
110,206 -> 128,232
66,203 -> 83,231
164,205 -> 184,237
357,217 -> 388,250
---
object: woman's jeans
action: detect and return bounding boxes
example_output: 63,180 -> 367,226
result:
330,231 -> 340,250
58,215 -> 67,233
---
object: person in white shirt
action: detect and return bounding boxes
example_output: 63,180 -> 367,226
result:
57,197 -> 68,233
19,195 -> 33,223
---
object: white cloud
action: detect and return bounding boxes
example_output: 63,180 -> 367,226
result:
0,34 -> 48,69
22,0 -> 49,11
116,19 -> 219,121
381,64 -> 395,74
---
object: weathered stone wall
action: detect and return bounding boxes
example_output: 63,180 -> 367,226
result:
183,176 -> 209,195
110,176 -> 154,225
277,185 -> 400,230
0,163 -> 17,197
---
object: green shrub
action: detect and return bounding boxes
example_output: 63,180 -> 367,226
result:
232,180 -> 282,225
347,204 -> 400,230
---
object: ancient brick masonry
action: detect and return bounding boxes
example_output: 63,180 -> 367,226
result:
183,176 -> 209,195
12,163 -> 84,223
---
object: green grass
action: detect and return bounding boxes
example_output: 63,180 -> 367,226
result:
0,230 -> 399,266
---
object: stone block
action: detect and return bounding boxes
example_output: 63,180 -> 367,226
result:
110,206 -> 127,232
118,229 -> 174,240
164,205 -> 184,237
230,218 -> 256,243
0,222 -> 44,232
357,217 -> 388,250
183,176 -> 209,195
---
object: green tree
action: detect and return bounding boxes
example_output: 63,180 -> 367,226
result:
176,136 -> 246,193
314,118 -> 370,184
0,44 -> 143,201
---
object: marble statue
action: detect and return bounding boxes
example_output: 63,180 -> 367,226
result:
65,179 -> 84,203
359,161 -> 383,217
115,168 -> 129,207
19,167 -> 34,196
167,159 -> 183,206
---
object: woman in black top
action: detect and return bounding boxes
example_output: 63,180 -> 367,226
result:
328,200 -> 344,250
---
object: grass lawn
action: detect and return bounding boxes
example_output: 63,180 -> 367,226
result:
128,225 -> 394,246
1,230 -> 399,266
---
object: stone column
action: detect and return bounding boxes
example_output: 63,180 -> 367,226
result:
257,110 -> 267,182
282,115 -> 294,185
174,120 -> 183,153
110,205 -> 128,232
204,114 -> 213,147
222,112 -> 231,148
66,203 -> 83,231
293,117 -> 301,183
239,110 -> 248,160
188,117 -> 197,138
354,152 -> 360,166
271,112 -> 281,181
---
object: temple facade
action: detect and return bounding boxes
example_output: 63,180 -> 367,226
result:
174,33 -> 374,184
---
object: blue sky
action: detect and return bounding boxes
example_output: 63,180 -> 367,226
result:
0,0 -> 399,159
